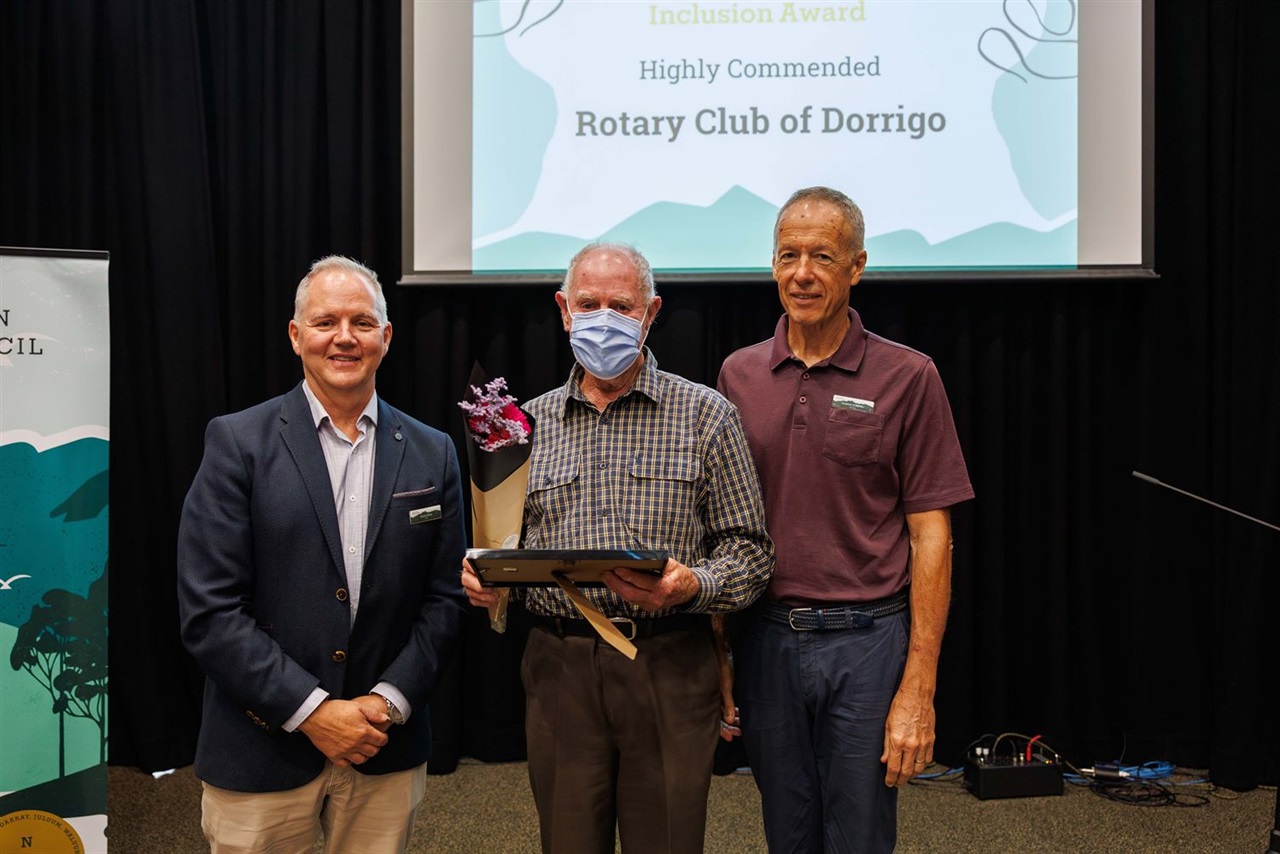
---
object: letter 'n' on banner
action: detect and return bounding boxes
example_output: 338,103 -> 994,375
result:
0,247 -> 110,853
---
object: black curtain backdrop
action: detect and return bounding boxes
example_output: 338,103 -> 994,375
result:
2,0 -> 1277,792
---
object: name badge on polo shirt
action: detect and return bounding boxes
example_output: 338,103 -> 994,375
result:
832,394 -> 875,413
409,505 -> 442,525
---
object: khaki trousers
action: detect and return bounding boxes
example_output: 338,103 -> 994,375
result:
200,760 -> 427,854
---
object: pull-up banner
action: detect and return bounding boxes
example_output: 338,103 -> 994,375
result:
0,247 -> 110,854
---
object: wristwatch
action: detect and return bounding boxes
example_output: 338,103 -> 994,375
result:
378,693 -> 405,725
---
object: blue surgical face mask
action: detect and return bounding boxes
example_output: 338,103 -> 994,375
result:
569,307 -> 646,380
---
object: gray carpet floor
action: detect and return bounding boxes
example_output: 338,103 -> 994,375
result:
107,761 -> 1276,853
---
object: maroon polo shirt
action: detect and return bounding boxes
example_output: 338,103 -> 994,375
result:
718,309 -> 974,605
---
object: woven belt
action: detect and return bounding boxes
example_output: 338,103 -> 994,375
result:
530,612 -> 707,641
759,590 -> 908,631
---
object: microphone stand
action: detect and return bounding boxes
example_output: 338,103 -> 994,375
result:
1131,471 -> 1280,852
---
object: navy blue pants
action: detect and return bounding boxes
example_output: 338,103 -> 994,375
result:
734,608 -> 910,853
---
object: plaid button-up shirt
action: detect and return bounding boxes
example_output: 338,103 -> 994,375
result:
521,351 -> 773,619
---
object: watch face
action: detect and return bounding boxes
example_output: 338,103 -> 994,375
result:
385,697 -> 404,724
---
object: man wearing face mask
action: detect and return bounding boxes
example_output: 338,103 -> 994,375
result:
462,241 -> 773,854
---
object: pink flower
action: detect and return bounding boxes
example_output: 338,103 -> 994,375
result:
458,377 -> 531,452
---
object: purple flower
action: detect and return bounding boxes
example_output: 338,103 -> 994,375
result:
458,377 -> 531,452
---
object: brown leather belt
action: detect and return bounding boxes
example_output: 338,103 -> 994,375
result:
530,612 -> 708,641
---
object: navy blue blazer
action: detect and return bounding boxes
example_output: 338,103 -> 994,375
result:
177,383 -> 467,792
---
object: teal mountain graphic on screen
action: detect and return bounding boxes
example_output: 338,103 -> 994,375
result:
475,186 -> 777,272
474,185 -> 1076,273
1,437 -> 109,794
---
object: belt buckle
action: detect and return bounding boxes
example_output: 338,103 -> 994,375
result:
786,607 -> 814,631
609,617 -> 637,640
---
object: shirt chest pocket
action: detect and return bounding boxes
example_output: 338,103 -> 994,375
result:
822,408 -> 883,467
623,451 -> 701,550
390,486 -> 442,532
524,457 -> 580,546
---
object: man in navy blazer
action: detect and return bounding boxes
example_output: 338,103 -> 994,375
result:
178,255 -> 467,853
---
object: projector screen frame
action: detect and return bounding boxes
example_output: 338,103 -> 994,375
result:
400,0 -> 1155,287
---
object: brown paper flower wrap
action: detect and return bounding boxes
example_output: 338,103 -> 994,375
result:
459,364 -> 533,632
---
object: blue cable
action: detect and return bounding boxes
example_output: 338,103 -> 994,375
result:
1112,760 -> 1175,780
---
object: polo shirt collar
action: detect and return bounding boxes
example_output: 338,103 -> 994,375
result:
770,308 -> 868,373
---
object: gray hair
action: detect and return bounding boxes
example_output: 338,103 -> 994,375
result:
775,186 -> 866,255
294,255 -> 389,325
559,242 -> 657,303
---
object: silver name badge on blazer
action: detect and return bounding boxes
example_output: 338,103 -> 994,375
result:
409,505 -> 442,525
832,394 -> 875,413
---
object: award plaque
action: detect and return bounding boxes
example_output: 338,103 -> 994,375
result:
466,548 -> 668,587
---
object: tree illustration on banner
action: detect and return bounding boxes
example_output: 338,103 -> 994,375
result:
10,567 -> 109,773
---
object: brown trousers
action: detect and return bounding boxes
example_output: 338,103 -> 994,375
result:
522,623 -> 722,854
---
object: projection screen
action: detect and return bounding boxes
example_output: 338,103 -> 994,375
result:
402,0 -> 1152,284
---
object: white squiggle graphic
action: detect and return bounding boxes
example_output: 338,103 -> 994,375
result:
0,425 -> 110,451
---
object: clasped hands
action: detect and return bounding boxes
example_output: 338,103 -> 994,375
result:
298,695 -> 392,767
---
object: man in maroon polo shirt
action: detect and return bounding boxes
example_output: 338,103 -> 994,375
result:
717,186 -> 974,853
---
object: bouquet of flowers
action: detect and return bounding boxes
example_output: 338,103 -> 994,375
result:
458,364 -> 534,632
459,377 -> 531,453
